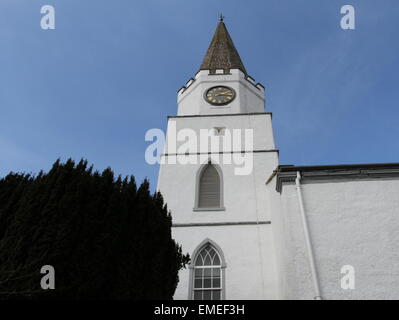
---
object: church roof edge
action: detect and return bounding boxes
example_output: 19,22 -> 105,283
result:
269,163 -> 399,192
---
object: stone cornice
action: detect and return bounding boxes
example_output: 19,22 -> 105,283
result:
161,149 -> 279,157
168,112 -> 272,119
172,221 -> 271,227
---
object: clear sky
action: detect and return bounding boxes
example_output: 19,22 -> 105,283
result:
1,0 -> 398,189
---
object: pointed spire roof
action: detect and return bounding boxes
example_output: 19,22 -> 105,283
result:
200,18 -> 247,74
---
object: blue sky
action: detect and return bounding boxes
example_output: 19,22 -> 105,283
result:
1,0 -> 398,189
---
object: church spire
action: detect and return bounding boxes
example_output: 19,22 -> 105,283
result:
199,18 -> 247,75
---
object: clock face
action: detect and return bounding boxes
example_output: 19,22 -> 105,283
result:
205,86 -> 236,105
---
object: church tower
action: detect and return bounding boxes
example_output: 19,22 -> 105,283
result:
157,18 -> 279,299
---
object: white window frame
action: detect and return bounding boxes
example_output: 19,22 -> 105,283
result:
188,239 -> 227,300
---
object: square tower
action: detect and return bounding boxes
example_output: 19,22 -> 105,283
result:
157,18 -> 279,300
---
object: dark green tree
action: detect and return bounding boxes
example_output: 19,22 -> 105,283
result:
0,159 -> 189,299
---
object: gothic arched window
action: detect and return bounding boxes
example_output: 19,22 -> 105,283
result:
195,163 -> 223,210
191,243 -> 225,300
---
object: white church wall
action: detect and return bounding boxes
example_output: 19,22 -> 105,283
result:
172,224 -> 278,300
272,177 -> 399,299
267,181 -> 292,299
238,79 -> 265,114
164,113 -> 275,153
157,152 -> 278,225
157,114 -> 280,299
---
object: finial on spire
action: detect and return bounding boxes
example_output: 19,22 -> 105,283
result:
219,13 -> 224,22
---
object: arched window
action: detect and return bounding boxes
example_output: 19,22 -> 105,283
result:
196,163 -> 223,210
191,242 -> 225,300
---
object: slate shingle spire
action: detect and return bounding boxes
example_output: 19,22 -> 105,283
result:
200,18 -> 247,74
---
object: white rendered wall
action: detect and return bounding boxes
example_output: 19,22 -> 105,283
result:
269,177 -> 399,299
158,152 -> 277,224
157,113 -> 277,224
157,114 -> 280,299
163,113 -> 275,161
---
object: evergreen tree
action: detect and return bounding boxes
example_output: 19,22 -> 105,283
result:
0,159 -> 189,299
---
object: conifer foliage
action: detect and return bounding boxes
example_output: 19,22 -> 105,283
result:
0,159 -> 189,299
